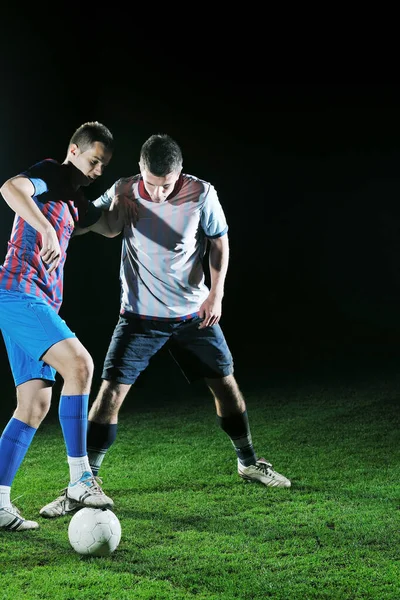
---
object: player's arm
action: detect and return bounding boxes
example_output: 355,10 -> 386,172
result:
0,175 -> 61,272
74,189 -> 136,238
74,214 -> 118,238
198,233 -> 229,328
76,196 -> 124,238
208,233 -> 229,300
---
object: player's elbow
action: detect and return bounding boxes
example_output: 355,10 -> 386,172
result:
0,179 -> 13,200
102,228 -> 122,239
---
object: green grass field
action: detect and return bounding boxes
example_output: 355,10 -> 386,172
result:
0,357 -> 399,600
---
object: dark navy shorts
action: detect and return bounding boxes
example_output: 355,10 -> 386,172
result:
0,289 -> 76,386
102,313 -> 234,385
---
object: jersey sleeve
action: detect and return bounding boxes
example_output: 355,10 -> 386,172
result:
200,184 -> 229,239
21,159 -> 61,198
93,180 -> 118,209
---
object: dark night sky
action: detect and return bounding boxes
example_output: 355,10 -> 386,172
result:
2,19 -> 400,385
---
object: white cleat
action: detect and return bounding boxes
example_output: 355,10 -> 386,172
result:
67,471 -> 114,509
238,458 -> 291,488
40,489 -> 81,519
0,504 -> 39,531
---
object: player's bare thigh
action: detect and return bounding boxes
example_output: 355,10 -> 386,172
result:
42,337 -> 94,393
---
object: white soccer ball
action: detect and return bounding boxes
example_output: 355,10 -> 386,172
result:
68,507 -> 122,556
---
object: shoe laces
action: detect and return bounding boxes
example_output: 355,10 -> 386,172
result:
61,475 -> 104,496
255,459 -> 273,474
86,475 -> 104,494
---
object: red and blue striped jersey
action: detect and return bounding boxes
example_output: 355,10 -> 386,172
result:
0,159 -> 101,312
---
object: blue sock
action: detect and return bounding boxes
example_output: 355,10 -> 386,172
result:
0,418 -> 37,486
59,395 -> 89,457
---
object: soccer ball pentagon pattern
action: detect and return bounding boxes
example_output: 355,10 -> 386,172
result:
68,507 -> 122,556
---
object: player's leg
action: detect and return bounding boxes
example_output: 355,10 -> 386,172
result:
171,320 -> 291,488
87,381 -> 131,476
205,373 -> 258,466
0,292 -> 113,511
206,374 -> 291,487
39,377 -> 131,520
0,294 -> 59,530
14,379 -> 53,426
0,377 -> 52,531
42,336 -> 113,508
40,313 -> 170,517
0,291 -> 95,487
86,314 -> 172,476
169,319 -> 258,464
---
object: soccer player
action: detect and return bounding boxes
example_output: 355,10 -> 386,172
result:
40,134 -> 291,518
0,121 -> 129,531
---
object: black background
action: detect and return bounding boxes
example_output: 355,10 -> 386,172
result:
2,18 -> 400,396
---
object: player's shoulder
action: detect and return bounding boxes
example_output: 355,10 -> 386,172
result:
182,172 -> 211,187
20,159 -> 63,196
181,173 -> 216,196
22,158 -> 60,178
114,174 -> 140,192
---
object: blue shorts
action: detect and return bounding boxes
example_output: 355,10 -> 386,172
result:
102,313 -> 234,385
0,289 -> 76,386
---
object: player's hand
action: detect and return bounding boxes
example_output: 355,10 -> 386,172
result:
197,294 -> 222,328
39,227 -> 61,274
110,194 -> 138,227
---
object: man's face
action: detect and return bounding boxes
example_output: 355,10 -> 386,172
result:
140,164 -> 181,203
69,141 -> 112,186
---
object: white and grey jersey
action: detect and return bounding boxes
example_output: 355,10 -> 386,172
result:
95,173 -> 228,320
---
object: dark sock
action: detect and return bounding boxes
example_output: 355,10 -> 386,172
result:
217,410 -> 257,467
87,421 -> 118,476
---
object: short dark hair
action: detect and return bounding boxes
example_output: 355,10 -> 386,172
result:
69,121 -> 114,153
140,134 -> 183,177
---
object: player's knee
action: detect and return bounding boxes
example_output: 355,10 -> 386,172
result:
72,350 -> 94,385
207,374 -> 239,395
36,395 -> 52,416
15,397 -> 51,428
207,374 -> 245,408
100,382 -> 127,410
32,400 -> 51,424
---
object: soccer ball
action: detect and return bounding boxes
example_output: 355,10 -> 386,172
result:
68,507 -> 122,556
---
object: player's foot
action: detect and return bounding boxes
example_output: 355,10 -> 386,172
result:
67,471 -> 114,509
40,488 -> 81,519
238,458 -> 291,488
0,504 -> 39,531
